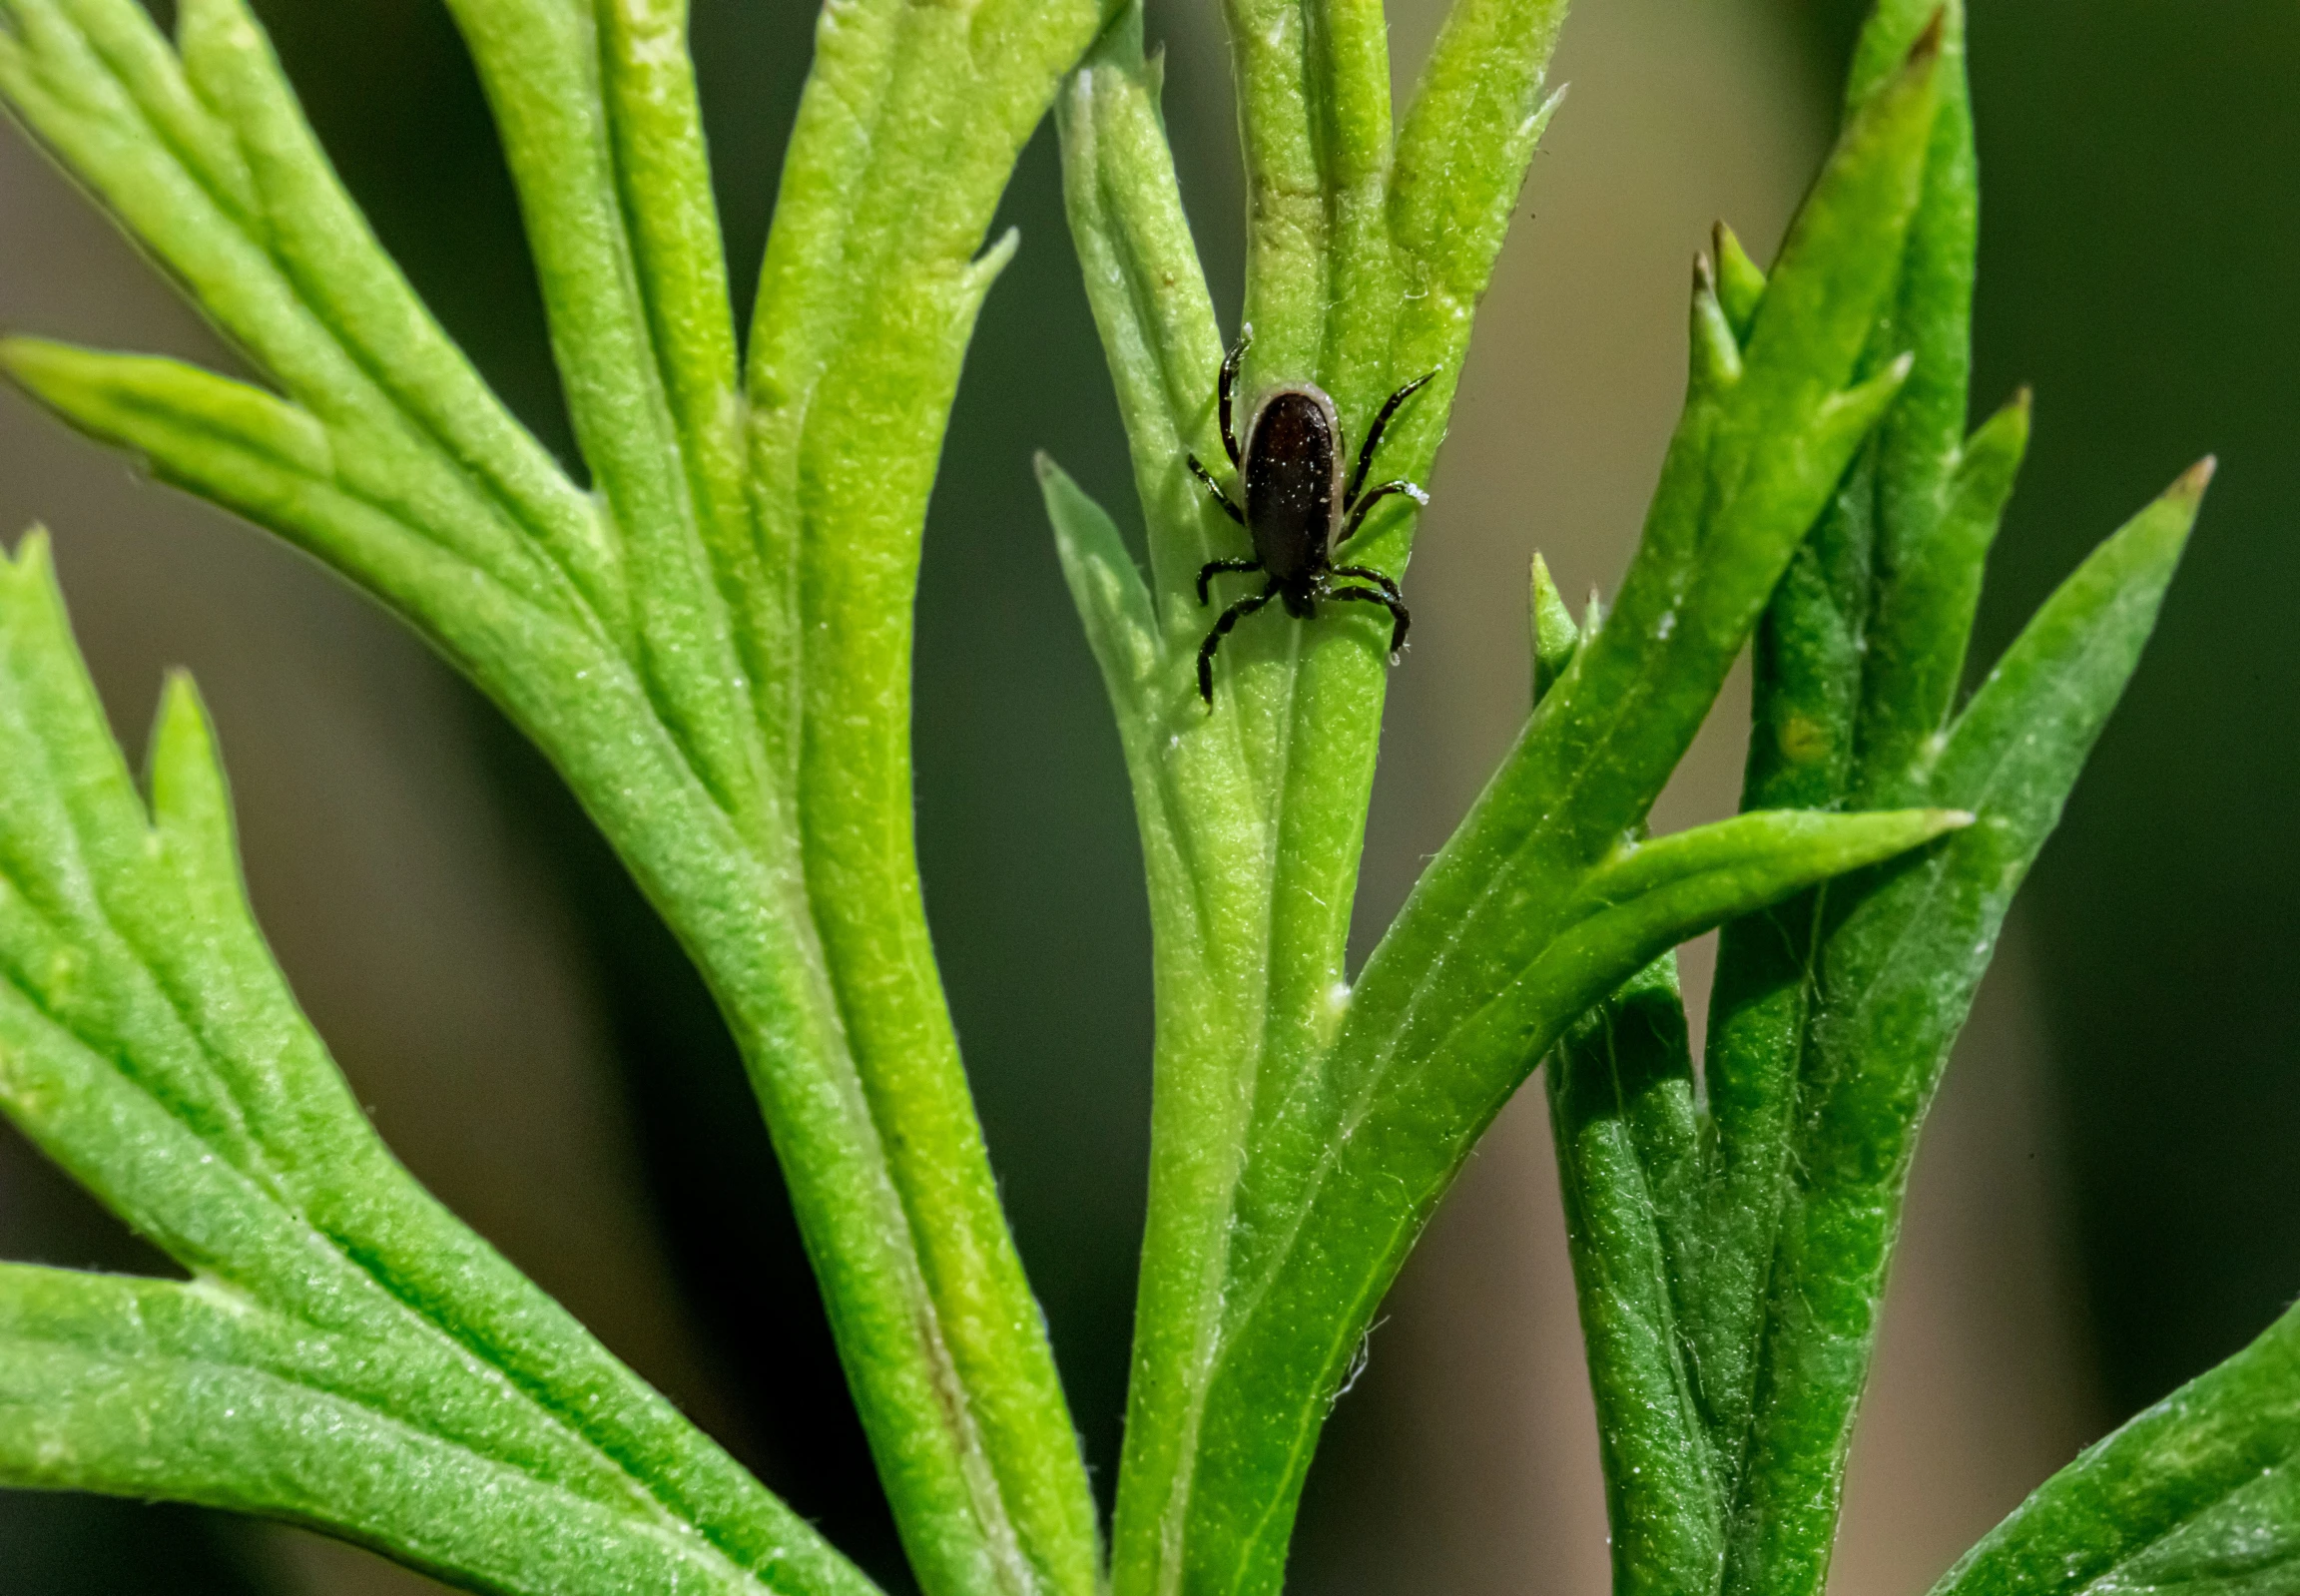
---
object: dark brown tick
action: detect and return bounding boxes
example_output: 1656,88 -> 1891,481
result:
1187,325 -> 1438,706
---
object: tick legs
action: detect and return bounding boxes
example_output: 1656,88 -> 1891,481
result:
1331,564 -> 1403,606
1218,324 -> 1252,467
1326,585 -> 1412,659
1345,368 -> 1438,505
1187,454 -> 1246,524
1338,479 -> 1431,544
1197,557 -> 1264,605
1197,580 -> 1278,705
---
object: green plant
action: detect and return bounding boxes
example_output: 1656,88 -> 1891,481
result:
0,0 -> 2287,1593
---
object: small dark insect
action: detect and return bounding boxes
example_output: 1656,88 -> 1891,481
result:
1187,325 -> 1438,706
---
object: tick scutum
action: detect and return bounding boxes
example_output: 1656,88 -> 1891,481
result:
1243,384 -> 1345,610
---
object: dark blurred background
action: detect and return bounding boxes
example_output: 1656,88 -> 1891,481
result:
0,1 -> 2291,1591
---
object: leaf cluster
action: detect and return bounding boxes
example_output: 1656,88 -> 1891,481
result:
0,0 -> 2285,1594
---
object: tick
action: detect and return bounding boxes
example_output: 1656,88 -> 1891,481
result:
1187,325 -> 1438,706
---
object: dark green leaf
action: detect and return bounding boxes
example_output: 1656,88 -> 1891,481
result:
1721,467 -> 2209,1596
1932,1300 -> 2300,1596
1547,956 -> 1718,1596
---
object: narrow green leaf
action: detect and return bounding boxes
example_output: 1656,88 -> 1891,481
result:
1932,1300 -> 2300,1596
0,339 -> 581,640
0,0 -> 626,633
1692,385 -> 1891,1475
1856,385 -> 2031,779
1696,5 -> 1979,1540
1038,453 -> 1159,745
1219,0 -> 1396,402
737,0 -> 1121,1580
1677,17 -> 2219,1596
1053,3 -> 1227,613
1052,0 -> 1578,1576
1079,39 -> 1947,1590
1722,464 -> 2208,1596
1050,43 -> 1316,1579
413,0 -> 765,834
1052,7 -> 1434,1591
589,0 -> 784,785
0,1267 -> 843,1596
0,536 -> 875,1596
3,0 -> 1114,1584
1177,809 -> 1960,1596
1392,0 -> 1571,344
1547,956 -> 1718,1596
1503,809 -> 1972,1055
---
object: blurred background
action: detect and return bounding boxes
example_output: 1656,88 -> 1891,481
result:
0,0 -> 2292,1590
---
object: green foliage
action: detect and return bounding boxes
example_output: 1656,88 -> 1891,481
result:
1539,7 -> 2237,1596
0,0 -> 1105,1591
1932,1298 -> 2300,1596
0,534 -> 874,1596
0,0 -> 2284,1594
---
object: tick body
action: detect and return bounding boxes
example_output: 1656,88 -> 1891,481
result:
1187,326 -> 1437,705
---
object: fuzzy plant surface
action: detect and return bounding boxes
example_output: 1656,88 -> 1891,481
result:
0,0 -> 2286,1593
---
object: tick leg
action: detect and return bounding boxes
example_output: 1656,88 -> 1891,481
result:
1198,581 -> 1279,705
1326,585 -> 1412,660
1197,557 -> 1265,606
1186,453 -> 1246,524
1330,563 -> 1404,607
1218,324 -> 1253,467
1344,367 -> 1439,507
1338,479 -> 1431,545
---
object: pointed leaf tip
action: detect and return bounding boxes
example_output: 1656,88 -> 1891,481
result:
1531,552 -> 1580,705
1910,7 -> 1948,67
1875,806 -> 1977,852
1,527 -> 58,606
2171,455 -> 2218,502
4,524 -> 52,573
1712,222 -> 1767,336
